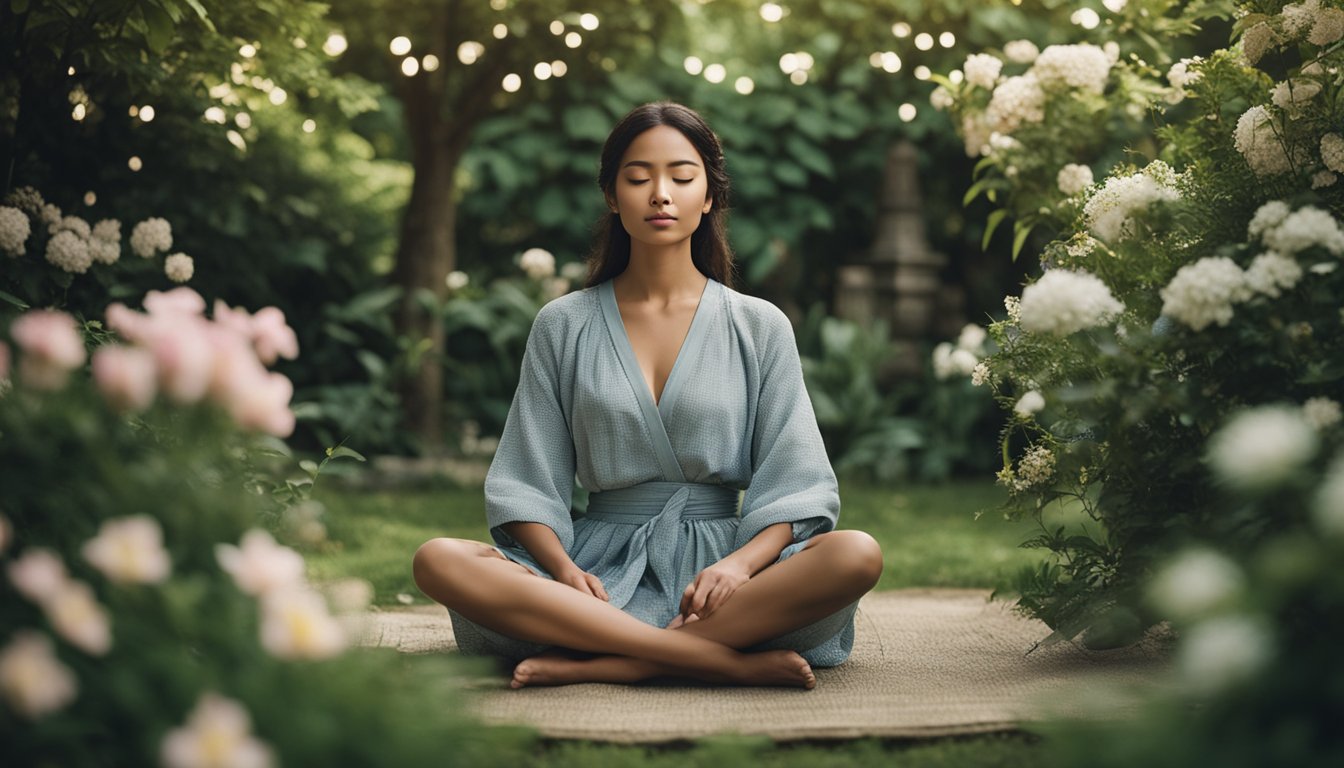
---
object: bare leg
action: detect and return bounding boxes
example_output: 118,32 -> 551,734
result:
412,538 -> 815,688
510,530 -> 883,687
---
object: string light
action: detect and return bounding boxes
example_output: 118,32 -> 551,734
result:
239,44 -> 257,58
881,51 -> 902,73
139,105 -> 156,122
128,156 -> 143,171
493,23 -> 508,39
939,32 -> 955,48
458,42 -> 484,65
898,103 -> 917,122
789,70 -> 807,85
268,87 -> 287,105
891,22 -> 911,37
549,20 -> 564,35
204,107 -> 226,123
551,60 -> 568,77
760,3 -> 783,22
234,112 -> 251,129
780,53 -> 799,73
302,119 -> 316,133
72,104 -> 86,121
502,73 -> 522,92
84,191 -> 96,206
734,76 -> 755,94
565,31 -> 582,48
401,57 -> 419,76
390,36 -> 411,55
323,33 -> 347,56
579,13 -> 599,30
226,130 -> 247,151
684,56 -> 704,75
534,62 -> 553,79
422,55 -> 440,72
914,65 -> 931,80
949,70 -> 964,84
914,33 -> 934,51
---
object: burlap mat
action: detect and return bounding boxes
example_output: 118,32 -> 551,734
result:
358,589 -> 1174,742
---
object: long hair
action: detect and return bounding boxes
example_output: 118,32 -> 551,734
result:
584,102 -> 737,289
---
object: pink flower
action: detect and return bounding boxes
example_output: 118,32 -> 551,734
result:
147,320 -> 215,404
7,548 -> 70,604
92,345 -> 158,412
215,529 -> 306,597
105,302 -> 154,344
160,692 -> 275,768
143,287 -> 206,317
0,631 -> 79,720
9,310 -> 86,390
212,299 -> 254,340
205,325 -> 268,406
44,580 -> 112,656
81,515 -> 172,584
227,371 -> 295,437
250,307 -> 298,365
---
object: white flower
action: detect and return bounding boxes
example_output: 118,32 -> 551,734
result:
165,253 -> 195,283
1314,456 -> 1344,536
985,74 -> 1045,134
964,53 -> 1003,89
91,218 -> 121,242
542,276 -> 570,301
445,270 -> 469,290
961,113 -> 992,158
1322,134 -> 1344,174
1178,616 -> 1272,695
1241,22 -> 1279,66
1030,44 -> 1112,94
1057,164 -> 1094,196
45,230 -> 93,273
129,217 -> 172,258
0,206 -> 30,256
1160,257 -> 1251,331
4,185 -> 45,215
1003,39 -> 1039,64
1280,0 -> 1320,38
44,579 -> 113,656
971,361 -> 991,387
81,515 -> 172,585
215,529 -> 306,597
1014,390 -> 1045,416
1166,57 -> 1202,89
932,342 -> 978,379
1312,170 -> 1337,189
1148,548 -> 1243,620
88,237 -> 120,265
560,260 -> 587,282
1270,79 -> 1321,114
1082,162 -> 1181,242
1244,251 -> 1303,298
518,247 -> 555,279
956,323 -> 987,354
999,445 -> 1055,492
1248,201 -> 1292,241
39,203 -> 61,226
1262,206 -> 1344,256
1309,8 -> 1344,45
1233,106 -> 1292,176
259,588 -> 347,660
1303,397 -> 1341,429
49,215 -> 90,239
1003,295 -> 1022,324
1207,405 -> 1318,490
7,548 -> 70,604
929,85 -> 954,111
1019,269 -> 1125,335
1103,41 -> 1120,64
0,631 -> 78,720
160,691 -> 275,768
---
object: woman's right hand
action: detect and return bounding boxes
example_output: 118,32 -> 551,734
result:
554,565 -> 609,601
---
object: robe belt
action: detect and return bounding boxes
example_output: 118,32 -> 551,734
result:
582,481 -> 741,602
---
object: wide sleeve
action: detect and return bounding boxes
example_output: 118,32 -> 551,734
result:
735,307 -> 840,550
483,306 -> 577,552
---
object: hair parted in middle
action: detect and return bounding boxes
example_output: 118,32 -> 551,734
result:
584,101 -> 738,290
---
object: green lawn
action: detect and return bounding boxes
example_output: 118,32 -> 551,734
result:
306,478 -> 1052,606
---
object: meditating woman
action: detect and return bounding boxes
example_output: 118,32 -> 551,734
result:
412,101 -> 882,689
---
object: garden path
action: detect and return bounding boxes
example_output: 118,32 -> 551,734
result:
357,589 -> 1173,742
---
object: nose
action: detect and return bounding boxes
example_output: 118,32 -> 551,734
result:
650,178 -> 671,206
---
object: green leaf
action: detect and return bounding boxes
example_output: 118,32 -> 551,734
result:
784,135 -> 834,179
562,106 -> 611,142
300,459 -> 320,478
1011,221 -> 1034,262
326,446 -> 368,462
140,3 -> 174,53
962,179 -> 994,207
982,209 -> 1007,251
771,161 -> 808,188
0,289 -> 30,309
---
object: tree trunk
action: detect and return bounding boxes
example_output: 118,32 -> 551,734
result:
392,76 -> 461,453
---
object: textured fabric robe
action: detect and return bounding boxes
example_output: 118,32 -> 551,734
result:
453,275 -> 855,666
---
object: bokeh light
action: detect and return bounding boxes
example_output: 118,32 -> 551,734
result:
892,22 -> 911,37
1072,8 -> 1101,28
401,57 -> 419,76
899,103 -> 917,122
422,55 -> 440,72
760,3 -> 783,22
915,33 -> 934,51
565,31 -> 582,48
684,56 -> 704,75
322,33 -> 347,56
704,63 -> 726,83
735,76 -> 755,94
389,36 -> 411,56
534,62 -> 553,80
580,13 -> 599,30
502,73 -> 522,92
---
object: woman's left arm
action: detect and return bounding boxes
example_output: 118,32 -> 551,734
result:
677,522 -> 793,620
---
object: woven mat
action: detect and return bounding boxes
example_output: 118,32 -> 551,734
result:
358,589 -> 1174,742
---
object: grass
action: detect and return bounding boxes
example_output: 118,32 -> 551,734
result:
305,477 -> 1053,606
302,476 -> 1072,767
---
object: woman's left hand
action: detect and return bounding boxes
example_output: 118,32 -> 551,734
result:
677,560 -> 752,622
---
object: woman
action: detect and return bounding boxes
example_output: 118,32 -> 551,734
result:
412,102 -> 882,689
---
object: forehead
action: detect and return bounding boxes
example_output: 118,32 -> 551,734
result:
620,124 -> 702,166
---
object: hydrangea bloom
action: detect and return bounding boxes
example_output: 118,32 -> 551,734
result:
1280,0 -> 1320,38
519,247 -> 555,279
160,692 -> 275,768
49,215 -> 90,239
0,205 -> 31,256
1148,548 -> 1243,620
1303,397 -> 1341,429
91,218 -> 120,242
1207,405 -> 1318,489
985,74 -> 1045,133
1241,22 -> 1280,65
1309,7 -> 1344,45
0,632 -> 78,720
1247,200 -> 1292,240
1234,106 -> 1292,176
3,185 -> 45,215
961,113 -> 992,157
1312,170 -> 1337,189
963,53 -> 1002,89
1082,162 -> 1181,242
1030,44 -> 1112,94
1018,269 -> 1125,335
1057,163 -> 1094,195
7,548 -> 70,604
1321,133 -> 1344,173
45,230 -> 92,274
1244,251 -> 1303,298
1262,206 -> 1344,256
1270,79 -> 1321,114
1003,39 -> 1039,64
1160,256 -> 1251,330
1178,616 -> 1272,695
81,515 -> 172,585
129,217 -> 172,259
445,269 -> 469,290
164,252 -> 194,283
929,85 -> 953,111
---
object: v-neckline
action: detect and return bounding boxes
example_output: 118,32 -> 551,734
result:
598,277 -> 717,482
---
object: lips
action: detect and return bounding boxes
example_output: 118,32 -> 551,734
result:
645,214 -> 677,221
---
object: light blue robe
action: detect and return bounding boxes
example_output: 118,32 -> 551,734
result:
448,275 -> 857,667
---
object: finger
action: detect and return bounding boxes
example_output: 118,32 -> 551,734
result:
683,612 -> 700,624
680,579 -> 698,616
568,576 -> 595,598
666,613 -> 684,629
703,583 -> 731,617
688,581 -> 713,617
587,573 -> 609,602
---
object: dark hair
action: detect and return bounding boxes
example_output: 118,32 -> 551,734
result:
584,101 -> 737,289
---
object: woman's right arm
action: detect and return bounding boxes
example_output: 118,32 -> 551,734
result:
502,521 -> 609,601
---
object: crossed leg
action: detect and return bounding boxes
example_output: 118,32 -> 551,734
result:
411,530 -> 882,688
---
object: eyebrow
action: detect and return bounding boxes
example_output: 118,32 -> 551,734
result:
622,160 -> 701,169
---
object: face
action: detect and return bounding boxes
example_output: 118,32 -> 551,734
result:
607,124 -> 713,249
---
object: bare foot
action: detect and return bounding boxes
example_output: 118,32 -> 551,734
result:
510,649 -> 815,689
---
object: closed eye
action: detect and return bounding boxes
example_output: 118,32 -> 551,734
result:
625,179 -> 695,185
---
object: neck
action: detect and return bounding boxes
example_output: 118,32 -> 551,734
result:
615,239 -> 707,303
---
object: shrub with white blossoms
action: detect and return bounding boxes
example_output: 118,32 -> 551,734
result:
518,247 -> 555,279
1018,269 -> 1125,336
1030,43 -> 1112,94
1083,160 -> 1183,243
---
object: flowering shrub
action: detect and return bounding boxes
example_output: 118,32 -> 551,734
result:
941,0 -> 1344,654
0,299 -> 517,764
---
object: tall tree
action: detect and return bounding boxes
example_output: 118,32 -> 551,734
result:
323,0 -> 685,450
